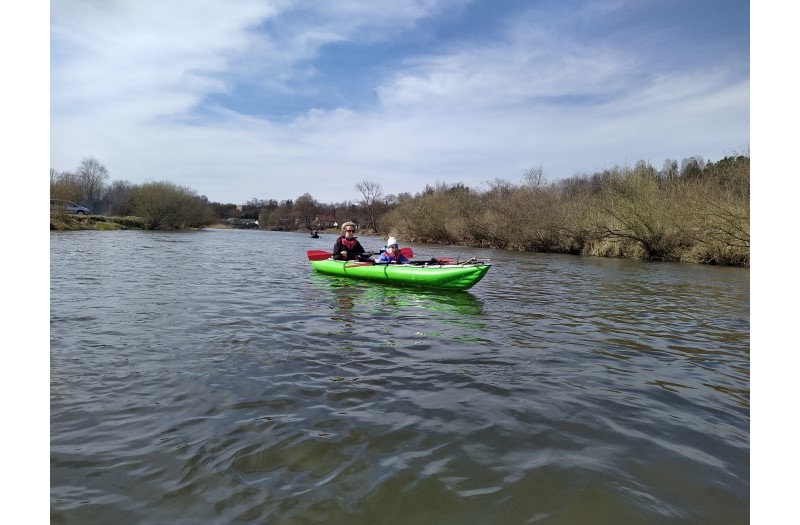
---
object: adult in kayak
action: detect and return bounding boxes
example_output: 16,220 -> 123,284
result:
377,237 -> 409,264
332,222 -> 368,261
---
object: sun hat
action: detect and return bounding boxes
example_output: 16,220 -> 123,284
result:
387,236 -> 398,247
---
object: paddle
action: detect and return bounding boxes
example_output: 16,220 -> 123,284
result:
307,250 -> 340,260
307,247 -> 414,261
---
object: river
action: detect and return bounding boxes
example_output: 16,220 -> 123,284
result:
50,228 -> 749,524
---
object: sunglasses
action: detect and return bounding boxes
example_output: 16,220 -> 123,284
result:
345,229 -> 355,232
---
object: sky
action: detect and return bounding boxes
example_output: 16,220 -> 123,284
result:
48,0 -> 750,205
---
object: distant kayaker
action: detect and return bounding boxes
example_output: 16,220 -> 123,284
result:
332,222 -> 368,261
377,237 -> 409,264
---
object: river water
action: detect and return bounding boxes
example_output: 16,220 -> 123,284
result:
50,229 -> 749,524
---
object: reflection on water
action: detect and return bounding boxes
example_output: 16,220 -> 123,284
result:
51,230 -> 749,525
311,272 -> 484,314
310,272 -> 487,349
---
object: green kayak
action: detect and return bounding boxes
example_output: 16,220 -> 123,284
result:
310,259 -> 491,290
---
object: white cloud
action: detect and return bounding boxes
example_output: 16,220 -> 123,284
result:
50,0 -> 749,204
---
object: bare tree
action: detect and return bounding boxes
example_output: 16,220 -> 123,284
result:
50,169 -> 81,202
523,165 -> 544,189
660,159 -> 679,181
355,180 -> 383,231
77,156 -> 110,203
293,192 -> 320,230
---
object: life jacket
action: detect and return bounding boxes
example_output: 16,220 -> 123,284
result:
341,237 -> 357,250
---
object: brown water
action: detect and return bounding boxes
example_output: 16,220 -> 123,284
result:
50,229 -> 749,524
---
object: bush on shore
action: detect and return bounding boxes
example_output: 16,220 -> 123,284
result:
383,155 -> 749,266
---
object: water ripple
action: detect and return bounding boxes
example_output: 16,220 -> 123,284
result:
51,230 -> 749,524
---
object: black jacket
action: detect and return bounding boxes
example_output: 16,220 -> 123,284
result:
332,235 -> 367,260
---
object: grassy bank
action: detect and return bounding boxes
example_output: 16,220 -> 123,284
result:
50,214 -> 147,231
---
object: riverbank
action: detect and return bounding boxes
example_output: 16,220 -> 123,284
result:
50,214 -> 748,268
50,214 -> 147,231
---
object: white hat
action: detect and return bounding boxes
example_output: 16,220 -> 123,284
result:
387,236 -> 398,247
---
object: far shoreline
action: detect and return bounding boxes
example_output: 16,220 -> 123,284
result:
50,214 -> 749,268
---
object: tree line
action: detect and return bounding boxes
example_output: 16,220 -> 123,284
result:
51,152 -> 749,266
381,155 -> 749,266
51,157 -> 216,229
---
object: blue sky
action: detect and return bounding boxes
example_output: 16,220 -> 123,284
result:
49,0 -> 750,205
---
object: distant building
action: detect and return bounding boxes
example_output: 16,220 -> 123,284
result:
314,215 -> 337,229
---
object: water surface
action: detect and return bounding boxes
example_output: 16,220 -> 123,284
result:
51,229 -> 749,524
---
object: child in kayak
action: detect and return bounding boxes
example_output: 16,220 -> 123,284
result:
377,237 -> 410,264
